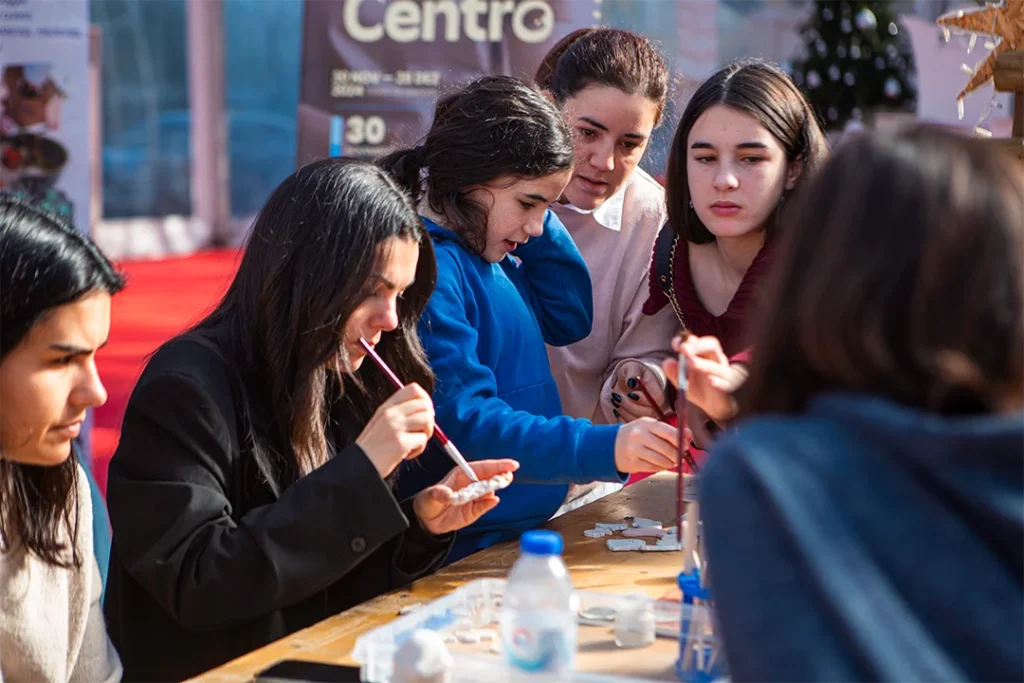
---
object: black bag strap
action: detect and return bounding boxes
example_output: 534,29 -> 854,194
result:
653,222 -> 675,298
653,223 -> 686,330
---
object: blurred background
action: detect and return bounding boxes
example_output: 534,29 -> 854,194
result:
84,0 -> 1011,258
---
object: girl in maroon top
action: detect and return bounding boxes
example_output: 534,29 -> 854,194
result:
631,60 -> 829,447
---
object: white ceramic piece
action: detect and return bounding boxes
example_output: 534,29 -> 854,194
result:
583,527 -> 612,538
450,474 -> 511,506
631,518 -> 662,529
607,538 -> 646,552
392,629 -> 453,683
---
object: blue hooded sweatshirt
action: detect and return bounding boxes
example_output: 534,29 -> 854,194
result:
701,393 -> 1023,682
400,211 -> 623,561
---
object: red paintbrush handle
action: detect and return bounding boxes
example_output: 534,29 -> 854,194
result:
636,379 -> 670,422
359,337 -> 452,446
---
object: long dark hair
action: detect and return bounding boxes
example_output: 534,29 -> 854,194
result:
535,27 -> 670,126
195,158 -> 436,492
379,75 -> 574,254
741,127 -> 1024,417
0,196 -> 124,566
665,59 -> 830,244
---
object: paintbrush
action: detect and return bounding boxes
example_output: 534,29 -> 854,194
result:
358,338 -> 479,482
675,345 -> 689,532
635,378 -> 670,423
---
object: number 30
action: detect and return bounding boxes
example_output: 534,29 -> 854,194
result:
345,115 -> 386,145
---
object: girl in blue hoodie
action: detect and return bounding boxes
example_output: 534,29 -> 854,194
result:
382,75 -> 681,561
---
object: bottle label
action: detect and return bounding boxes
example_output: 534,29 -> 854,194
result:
501,609 -> 576,674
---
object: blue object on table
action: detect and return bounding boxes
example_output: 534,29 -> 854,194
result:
676,569 -> 723,682
678,569 -> 712,604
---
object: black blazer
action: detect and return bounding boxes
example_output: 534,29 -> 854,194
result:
103,336 -> 453,682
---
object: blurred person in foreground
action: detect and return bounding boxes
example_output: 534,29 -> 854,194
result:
668,127 -> 1023,681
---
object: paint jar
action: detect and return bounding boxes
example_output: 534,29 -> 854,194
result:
614,595 -> 656,648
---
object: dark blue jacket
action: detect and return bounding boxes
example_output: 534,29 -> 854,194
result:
701,393 -> 1023,681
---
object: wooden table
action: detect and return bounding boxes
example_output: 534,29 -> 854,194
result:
190,473 -> 689,683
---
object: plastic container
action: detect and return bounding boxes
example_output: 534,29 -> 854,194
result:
351,578 -> 717,683
499,531 -> 578,681
675,569 -> 725,682
613,595 -> 656,649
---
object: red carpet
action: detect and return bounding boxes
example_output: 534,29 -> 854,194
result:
92,249 -> 241,495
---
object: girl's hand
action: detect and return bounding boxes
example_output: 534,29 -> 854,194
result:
356,383 -> 435,478
605,360 -> 666,422
413,459 -> 519,536
662,334 -> 745,423
613,418 -> 690,473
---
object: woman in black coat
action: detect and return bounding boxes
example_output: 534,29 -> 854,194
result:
102,159 -> 518,682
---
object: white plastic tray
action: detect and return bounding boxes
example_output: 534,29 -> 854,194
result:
352,578 -> 715,683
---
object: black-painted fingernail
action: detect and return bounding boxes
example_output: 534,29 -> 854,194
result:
612,392 -> 622,402
627,392 -> 641,401
627,377 -> 638,389
613,409 -> 621,418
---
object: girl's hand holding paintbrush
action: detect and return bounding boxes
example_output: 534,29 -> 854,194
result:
606,360 -> 670,422
356,383 -> 437,478
662,333 -> 745,424
353,364 -> 520,536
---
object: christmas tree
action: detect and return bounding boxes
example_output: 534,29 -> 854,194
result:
790,1 -> 917,129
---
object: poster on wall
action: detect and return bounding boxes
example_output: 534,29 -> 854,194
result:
0,0 -> 90,232
1,0 -> 93,458
297,0 -> 601,165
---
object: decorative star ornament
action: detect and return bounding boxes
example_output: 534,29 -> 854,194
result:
937,0 -> 1024,100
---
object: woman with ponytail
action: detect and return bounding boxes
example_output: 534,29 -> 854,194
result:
383,76 -> 683,562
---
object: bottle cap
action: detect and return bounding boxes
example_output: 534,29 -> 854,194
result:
677,569 -> 712,602
520,530 -> 563,556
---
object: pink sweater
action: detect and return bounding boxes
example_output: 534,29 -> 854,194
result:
547,168 -> 678,424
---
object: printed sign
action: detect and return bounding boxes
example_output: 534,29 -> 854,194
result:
1,0 -> 93,457
297,0 -> 600,164
1,0 -> 90,231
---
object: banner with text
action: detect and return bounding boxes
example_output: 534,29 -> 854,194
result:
298,0 -> 599,165
1,0 -> 90,232
1,0 -> 93,457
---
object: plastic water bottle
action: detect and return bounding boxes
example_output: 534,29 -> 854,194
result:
500,530 -> 578,681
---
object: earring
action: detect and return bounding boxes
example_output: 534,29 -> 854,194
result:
688,200 -> 694,209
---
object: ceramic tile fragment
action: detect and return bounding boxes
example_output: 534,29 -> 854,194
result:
622,527 -> 667,538
450,474 -> 512,506
641,543 -> 682,552
607,538 -> 646,552
631,518 -> 662,529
